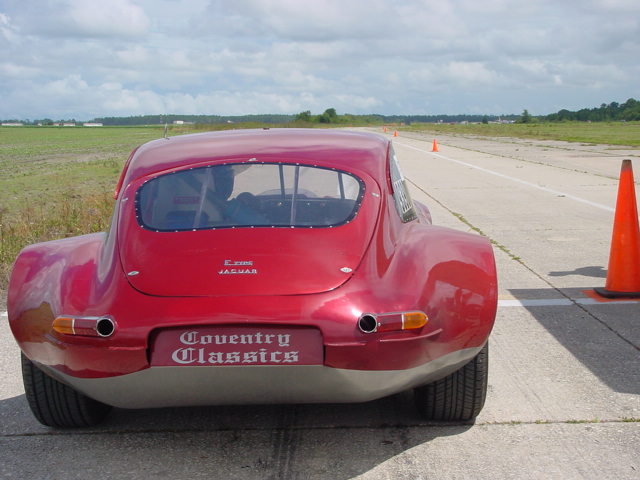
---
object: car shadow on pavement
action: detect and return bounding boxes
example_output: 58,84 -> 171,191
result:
1,391 -> 474,479
507,287 -> 639,395
548,265 -> 607,278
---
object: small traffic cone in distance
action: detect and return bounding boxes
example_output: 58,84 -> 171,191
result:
432,139 -> 439,152
594,159 -> 640,298
383,126 -> 388,133
393,130 -> 398,137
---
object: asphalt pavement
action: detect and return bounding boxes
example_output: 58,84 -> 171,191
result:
1,128 -> 638,479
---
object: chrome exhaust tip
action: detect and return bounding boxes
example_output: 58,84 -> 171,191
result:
358,314 -> 378,334
95,317 -> 116,337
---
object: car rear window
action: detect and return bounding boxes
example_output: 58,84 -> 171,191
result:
136,163 -> 365,231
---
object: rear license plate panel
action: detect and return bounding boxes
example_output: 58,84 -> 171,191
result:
151,326 -> 323,366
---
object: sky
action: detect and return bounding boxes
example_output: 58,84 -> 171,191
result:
1,0 -> 639,120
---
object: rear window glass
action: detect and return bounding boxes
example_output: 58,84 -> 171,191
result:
136,163 -> 365,231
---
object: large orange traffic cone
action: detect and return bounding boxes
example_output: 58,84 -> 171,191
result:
393,130 -> 398,137
594,159 -> 640,298
432,139 -> 439,152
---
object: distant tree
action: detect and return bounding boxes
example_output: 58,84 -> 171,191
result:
518,109 -> 532,124
482,116 -> 489,124
621,98 -> 640,121
317,108 -> 338,124
324,108 -> 337,119
576,108 -> 590,121
295,110 -> 312,122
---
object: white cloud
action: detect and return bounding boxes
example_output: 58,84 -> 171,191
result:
66,0 -> 150,37
3,0 -> 149,39
446,62 -> 501,86
0,0 -> 639,119
0,11 -> 19,42
115,45 -> 151,65
0,62 -> 40,78
42,75 -> 89,96
199,0 -> 394,41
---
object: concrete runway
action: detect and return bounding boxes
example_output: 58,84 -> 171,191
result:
1,129 -> 639,479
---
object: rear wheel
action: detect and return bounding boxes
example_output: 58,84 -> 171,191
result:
21,353 -> 112,428
414,343 -> 488,421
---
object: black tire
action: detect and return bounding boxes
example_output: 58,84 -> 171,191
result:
414,343 -> 488,422
21,353 -> 112,428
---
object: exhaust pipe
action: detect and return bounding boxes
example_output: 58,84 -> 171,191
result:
52,316 -> 116,337
358,314 -> 378,333
358,311 -> 428,334
95,317 -> 116,337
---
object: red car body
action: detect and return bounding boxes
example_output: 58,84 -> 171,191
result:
8,129 -> 497,427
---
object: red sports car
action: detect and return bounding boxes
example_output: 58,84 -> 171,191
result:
8,129 -> 497,427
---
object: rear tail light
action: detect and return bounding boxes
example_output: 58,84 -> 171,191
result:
358,311 -> 428,334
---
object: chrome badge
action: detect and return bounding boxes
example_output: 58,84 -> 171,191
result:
218,260 -> 257,275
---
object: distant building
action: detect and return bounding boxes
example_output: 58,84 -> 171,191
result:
83,122 -> 103,127
1,122 -> 23,126
62,123 -> 76,127
173,120 -> 184,125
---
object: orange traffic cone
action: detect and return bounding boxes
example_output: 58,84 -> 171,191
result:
432,139 -> 439,152
594,159 -> 640,298
383,126 -> 388,133
393,130 -> 398,137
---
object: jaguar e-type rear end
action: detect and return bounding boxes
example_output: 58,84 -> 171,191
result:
8,129 -> 497,427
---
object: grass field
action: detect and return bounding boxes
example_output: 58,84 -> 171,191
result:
0,126 -> 166,210
1,121 -> 639,295
0,126 -> 168,294
402,121 -> 640,146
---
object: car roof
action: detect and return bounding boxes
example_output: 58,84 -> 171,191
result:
121,129 -> 390,189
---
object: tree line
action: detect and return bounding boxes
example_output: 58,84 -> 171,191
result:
3,99 -> 638,125
540,98 -> 639,122
294,109 -> 519,125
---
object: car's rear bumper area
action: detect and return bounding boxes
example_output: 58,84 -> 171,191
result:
45,346 -> 482,409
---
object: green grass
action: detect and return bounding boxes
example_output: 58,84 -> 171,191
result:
0,126 -> 169,294
0,127 -> 164,208
402,121 -> 640,147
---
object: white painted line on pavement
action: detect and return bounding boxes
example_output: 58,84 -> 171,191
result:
498,298 -> 639,307
396,141 -> 615,213
1,311 -> 7,318
499,299 -> 571,307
